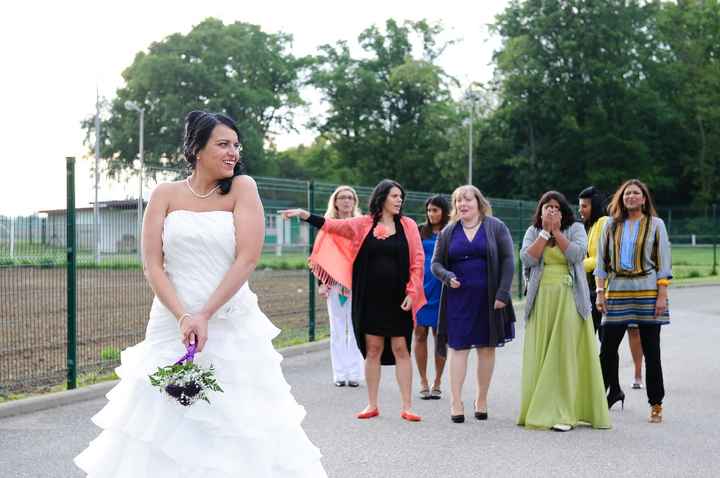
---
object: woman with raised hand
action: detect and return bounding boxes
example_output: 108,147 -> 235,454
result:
281,179 -> 426,422
319,186 -> 365,388
431,185 -> 516,423
595,179 -> 671,424
75,111 -> 327,476
415,195 -> 450,400
518,191 -> 610,432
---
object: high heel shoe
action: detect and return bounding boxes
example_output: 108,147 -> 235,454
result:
607,389 -> 625,410
473,400 -> 488,420
450,403 -> 465,423
451,414 -> 465,423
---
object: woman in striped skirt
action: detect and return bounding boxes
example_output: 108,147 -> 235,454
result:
595,179 -> 671,424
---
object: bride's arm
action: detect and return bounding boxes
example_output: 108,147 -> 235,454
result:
198,175 -> 264,320
142,184 -> 187,321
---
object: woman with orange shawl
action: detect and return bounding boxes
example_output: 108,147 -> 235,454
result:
282,179 -> 426,422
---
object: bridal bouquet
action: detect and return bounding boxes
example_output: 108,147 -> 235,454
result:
149,343 -> 223,406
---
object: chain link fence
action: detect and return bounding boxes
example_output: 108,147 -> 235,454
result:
1,165 -> 717,394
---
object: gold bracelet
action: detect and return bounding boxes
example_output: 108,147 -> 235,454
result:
656,279 -> 671,287
177,313 -> 192,328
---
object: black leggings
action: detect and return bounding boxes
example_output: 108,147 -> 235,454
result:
600,323 -> 664,406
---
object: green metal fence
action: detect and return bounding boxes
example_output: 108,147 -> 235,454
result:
1,162 -> 717,394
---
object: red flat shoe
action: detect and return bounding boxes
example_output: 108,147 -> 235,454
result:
400,410 -> 422,422
356,408 -> 380,419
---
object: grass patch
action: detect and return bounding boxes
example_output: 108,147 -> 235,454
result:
273,332 -> 330,349
100,347 -> 121,362
257,253 -> 307,270
0,370 -> 119,404
672,245 -> 717,278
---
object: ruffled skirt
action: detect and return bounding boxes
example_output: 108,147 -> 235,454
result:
74,288 -> 327,477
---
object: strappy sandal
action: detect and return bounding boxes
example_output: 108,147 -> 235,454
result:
430,387 -> 442,400
419,388 -> 431,400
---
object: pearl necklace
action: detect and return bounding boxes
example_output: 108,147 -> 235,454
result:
185,177 -> 219,199
461,219 -> 482,229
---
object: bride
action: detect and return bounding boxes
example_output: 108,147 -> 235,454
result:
74,111 -> 328,477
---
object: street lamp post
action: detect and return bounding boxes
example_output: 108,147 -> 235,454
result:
124,100 -> 145,259
465,88 -> 479,185
94,89 -> 101,264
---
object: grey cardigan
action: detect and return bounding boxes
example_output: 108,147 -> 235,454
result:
431,216 -> 516,357
520,222 -> 591,321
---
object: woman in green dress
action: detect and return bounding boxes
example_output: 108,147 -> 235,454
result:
518,191 -> 610,431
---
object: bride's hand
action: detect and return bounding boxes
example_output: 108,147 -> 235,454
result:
279,208 -> 310,220
180,313 -> 210,352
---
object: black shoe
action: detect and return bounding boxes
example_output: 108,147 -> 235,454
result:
473,401 -> 488,420
334,380 -> 346,387
451,414 -> 465,423
347,380 -> 360,388
607,388 -> 625,410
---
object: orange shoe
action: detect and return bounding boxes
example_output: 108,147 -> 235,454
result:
356,407 -> 380,419
400,410 -> 422,422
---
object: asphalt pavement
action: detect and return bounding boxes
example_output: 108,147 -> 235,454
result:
1,285 -> 718,478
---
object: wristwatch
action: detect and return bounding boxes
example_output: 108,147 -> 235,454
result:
539,230 -> 551,241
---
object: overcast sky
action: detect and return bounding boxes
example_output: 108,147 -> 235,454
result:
0,0 -> 510,215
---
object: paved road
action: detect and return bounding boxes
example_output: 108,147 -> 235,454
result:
1,286 -> 718,478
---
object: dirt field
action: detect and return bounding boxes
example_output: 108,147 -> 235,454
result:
0,268 -> 328,392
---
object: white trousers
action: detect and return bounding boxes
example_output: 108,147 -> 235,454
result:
327,289 -> 364,382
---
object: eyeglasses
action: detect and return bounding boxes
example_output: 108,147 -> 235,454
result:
336,195 -> 355,201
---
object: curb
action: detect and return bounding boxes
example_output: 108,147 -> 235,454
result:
672,281 -> 720,289
0,338 -> 330,419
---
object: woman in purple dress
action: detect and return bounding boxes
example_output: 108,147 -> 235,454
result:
432,185 -> 516,423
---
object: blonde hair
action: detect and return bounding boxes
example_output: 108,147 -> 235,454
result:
324,185 -> 362,219
450,185 -> 493,221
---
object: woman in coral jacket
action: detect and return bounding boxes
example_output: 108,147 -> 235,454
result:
281,179 -> 426,422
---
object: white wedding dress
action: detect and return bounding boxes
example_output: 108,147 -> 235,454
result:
75,210 -> 327,477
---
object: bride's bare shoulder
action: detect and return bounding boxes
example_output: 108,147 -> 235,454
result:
230,175 -> 259,200
152,181 -> 185,197
231,175 -> 257,190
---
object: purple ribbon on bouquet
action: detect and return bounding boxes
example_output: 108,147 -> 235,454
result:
174,343 -> 197,365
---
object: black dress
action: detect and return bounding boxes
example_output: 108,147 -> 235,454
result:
362,231 -> 413,337
350,216 -> 413,365
305,214 -> 413,366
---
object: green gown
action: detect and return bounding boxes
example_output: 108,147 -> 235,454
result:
518,246 -> 611,430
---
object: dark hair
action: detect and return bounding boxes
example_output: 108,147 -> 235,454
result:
368,179 -> 405,221
578,186 -> 607,229
183,111 -> 244,195
608,179 -> 658,223
532,190 -> 576,230
419,195 -> 450,239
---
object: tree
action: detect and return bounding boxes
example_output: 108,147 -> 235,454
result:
490,0 -> 677,200
656,0 -> 720,207
83,18 -> 309,177
309,19 -> 458,191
